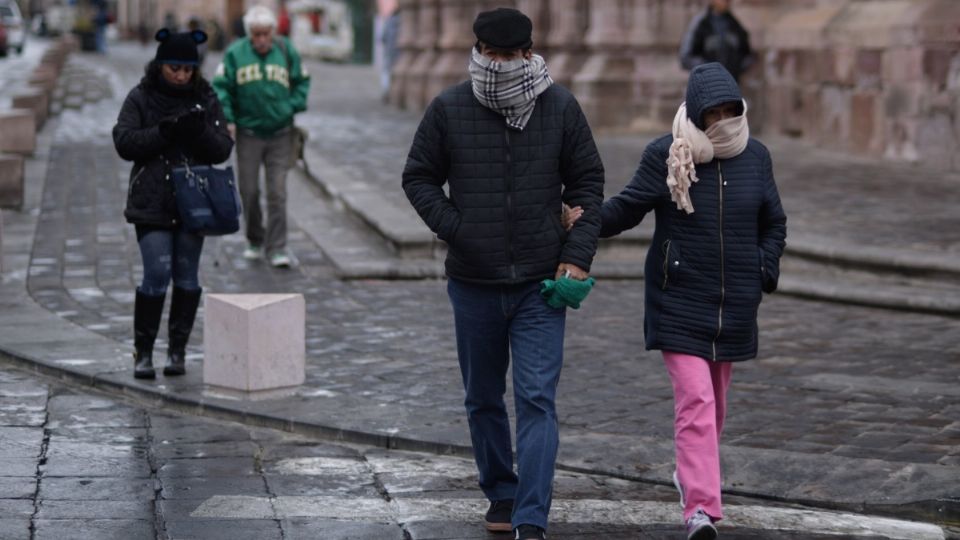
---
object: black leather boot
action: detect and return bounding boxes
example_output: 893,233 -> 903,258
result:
165,287 -> 202,376
134,289 -> 166,379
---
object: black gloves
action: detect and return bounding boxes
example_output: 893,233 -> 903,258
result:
158,105 -> 207,143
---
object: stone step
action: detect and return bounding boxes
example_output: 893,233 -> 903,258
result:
297,150 -> 959,316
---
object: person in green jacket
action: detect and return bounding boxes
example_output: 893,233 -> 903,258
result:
212,5 -> 310,268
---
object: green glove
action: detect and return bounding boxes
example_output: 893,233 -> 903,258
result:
540,276 -> 596,309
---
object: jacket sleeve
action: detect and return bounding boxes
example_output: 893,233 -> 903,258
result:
600,140 -> 667,238
559,98 -> 604,272
758,149 -> 787,293
211,51 -> 237,124
112,88 -> 169,162
401,98 -> 459,242
679,12 -> 707,71
287,38 -> 310,114
190,91 -> 235,164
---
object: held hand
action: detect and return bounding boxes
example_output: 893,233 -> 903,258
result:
556,263 -> 588,281
561,203 -> 583,231
158,115 -> 178,140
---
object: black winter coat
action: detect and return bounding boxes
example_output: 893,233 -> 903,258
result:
113,75 -> 234,228
402,81 -> 605,284
601,64 -> 787,362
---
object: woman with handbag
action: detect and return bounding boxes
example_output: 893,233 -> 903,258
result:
113,28 -> 234,379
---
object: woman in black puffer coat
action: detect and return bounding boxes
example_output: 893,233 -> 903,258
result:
568,63 -> 786,540
113,28 -> 234,380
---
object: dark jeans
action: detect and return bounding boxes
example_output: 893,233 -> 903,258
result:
447,278 -> 566,531
136,226 -> 204,296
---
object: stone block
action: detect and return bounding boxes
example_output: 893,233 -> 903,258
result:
203,294 -> 306,394
0,154 -> 25,210
855,49 -> 883,89
922,48 -> 955,89
0,111 -> 37,156
11,90 -> 49,129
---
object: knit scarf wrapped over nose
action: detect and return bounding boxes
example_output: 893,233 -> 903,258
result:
469,48 -> 553,132
666,99 -> 749,214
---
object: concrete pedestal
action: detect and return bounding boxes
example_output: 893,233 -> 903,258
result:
203,294 -> 306,396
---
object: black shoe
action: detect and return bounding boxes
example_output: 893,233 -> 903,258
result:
484,499 -> 513,533
514,524 -> 546,540
133,350 -> 156,379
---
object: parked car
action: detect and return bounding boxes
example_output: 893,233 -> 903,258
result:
0,0 -> 25,55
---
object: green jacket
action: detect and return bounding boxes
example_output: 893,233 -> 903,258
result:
212,37 -> 310,137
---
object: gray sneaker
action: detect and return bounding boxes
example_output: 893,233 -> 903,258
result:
685,509 -> 717,540
242,244 -> 263,260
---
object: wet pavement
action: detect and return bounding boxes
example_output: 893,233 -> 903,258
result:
0,364 -> 947,540
0,39 -> 958,539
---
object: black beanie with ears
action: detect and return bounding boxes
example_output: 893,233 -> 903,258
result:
154,28 -> 208,65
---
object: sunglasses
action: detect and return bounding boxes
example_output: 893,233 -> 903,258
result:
165,64 -> 196,74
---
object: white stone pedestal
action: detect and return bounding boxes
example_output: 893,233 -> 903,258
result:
203,294 -> 306,396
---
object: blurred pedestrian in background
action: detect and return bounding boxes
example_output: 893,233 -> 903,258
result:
112,29 -> 234,379
376,0 -> 400,101
213,5 -> 311,268
680,0 -> 754,82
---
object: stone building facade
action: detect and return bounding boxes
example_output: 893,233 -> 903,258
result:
388,0 -> 960,172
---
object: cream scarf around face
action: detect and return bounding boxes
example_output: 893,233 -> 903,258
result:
666,99 -> 749,214
469,48 -> 554,131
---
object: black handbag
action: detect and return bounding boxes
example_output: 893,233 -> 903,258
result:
170,161 -> 241,236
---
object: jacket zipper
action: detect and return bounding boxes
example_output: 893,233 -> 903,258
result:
712,161 -> 725,361
504,129 -> 517,280
662,240 -> 671,289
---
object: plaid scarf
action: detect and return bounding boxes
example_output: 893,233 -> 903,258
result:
469,48 -> 553,131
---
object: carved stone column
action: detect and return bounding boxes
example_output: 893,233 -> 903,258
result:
388,0 -> 420,106
401,0 -> 441,110
516,0 -> 549,53
573,0 -> 637,128
425,0 -> 476,101
543,0 -> 588,90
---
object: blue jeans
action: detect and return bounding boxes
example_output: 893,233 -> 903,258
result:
447,278 -> 566,530
136,227 -> 204,296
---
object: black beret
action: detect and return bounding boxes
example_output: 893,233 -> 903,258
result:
154,28 -> 208,66
473,8 -> 533,50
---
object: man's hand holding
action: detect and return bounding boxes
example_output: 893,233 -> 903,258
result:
556,263 -> 588,281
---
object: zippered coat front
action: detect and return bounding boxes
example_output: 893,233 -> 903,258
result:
402,81 -> 605,284
600,65 -> 786,361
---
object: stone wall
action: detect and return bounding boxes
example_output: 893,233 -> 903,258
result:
388,0 -> 960,171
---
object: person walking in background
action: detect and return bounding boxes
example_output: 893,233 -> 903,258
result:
213,5 -> 311,268
113,29 -> 234,379
680,0 -> 754,82
402,8 -> 604,540
376,0 -> 400,102
566,62 -> 785,540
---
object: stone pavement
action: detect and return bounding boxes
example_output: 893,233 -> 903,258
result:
0,40 -> 958,538
3,363 -> 944,540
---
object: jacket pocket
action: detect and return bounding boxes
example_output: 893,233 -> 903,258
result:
661,239 -> 683,290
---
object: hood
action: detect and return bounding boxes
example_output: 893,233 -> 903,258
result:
685,62 -> 742,130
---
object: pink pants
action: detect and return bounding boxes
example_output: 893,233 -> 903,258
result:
663,351 -> 733,522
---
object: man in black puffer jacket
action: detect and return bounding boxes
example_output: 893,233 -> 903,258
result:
401,8 -> 604,540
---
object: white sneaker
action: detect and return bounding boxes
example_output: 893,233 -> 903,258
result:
269,252 -> 292,268
242,244 -> 263,260
673,470 -> 686,509
685,509 -> 717,540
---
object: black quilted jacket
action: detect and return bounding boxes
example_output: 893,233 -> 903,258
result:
600,63 -> 787,361
113,75 -> 234,228
403,81 -> 605,284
